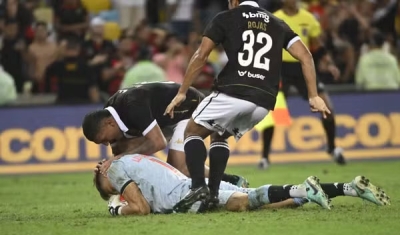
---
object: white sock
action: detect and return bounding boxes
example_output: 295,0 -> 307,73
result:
289,185 -> 307,198
343,183 -> 358,197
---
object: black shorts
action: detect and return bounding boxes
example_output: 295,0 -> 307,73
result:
281,62 -> 325,100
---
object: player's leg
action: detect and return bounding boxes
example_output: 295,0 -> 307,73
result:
281,176 -> 390,206
222,175 -> 331,211
320,176 -> 390,205
259,125 -> 274,169
205,98 -> 267,208
317,89 -> 345,164
207,132 -> 231,208
175,92 -> 267,212
291,67 -> 346,164
167,119 -> 247,185
173,92 -> 219,212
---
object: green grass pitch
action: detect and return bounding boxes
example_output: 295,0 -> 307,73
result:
1,160 -> 399,235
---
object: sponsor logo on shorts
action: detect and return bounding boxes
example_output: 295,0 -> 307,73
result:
175,139 -> 183,144
238,71 -> 265,80
242,11 -> 270,23
207,120 -> 225,133
232,128 -> 243,139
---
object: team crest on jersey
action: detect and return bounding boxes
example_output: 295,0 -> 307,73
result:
242,11 -> 270,23
302,28 -> 308,37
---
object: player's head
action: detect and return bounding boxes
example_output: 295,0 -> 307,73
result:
34,21 -> 49,41
63,36 -> 82,57
282,0 -> 299,9
82,110 -> 123,145
90,17 -> 105,38
93,168 -> 116,200
228,0 -> 258,9
370,30 -> 385,48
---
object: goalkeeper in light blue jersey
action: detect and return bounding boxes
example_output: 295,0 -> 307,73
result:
94,154 -> 389,216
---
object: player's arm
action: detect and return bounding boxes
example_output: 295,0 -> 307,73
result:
110,137 -> 148,156
120,182 -> 151,215
107,163 -> 151,216
287,40 -> 318,98
177,13 -> 225,95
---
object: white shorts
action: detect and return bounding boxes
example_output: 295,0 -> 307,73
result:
162,119 -> 189,152
192,92 -> 269,140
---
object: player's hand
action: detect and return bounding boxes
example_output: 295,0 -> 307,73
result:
99,159 -> 112,175
309,96 -> 331,119
94,159 -> 107,174
164,93 -> 186,119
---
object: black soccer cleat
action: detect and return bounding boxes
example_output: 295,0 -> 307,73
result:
330,147 -> 346,165
173,185 -> 209,213
206,193 -> 220,211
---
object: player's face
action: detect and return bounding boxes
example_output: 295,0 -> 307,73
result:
283,0 -> 298,8
35,26 -> 48,40
95,120 -> 122,146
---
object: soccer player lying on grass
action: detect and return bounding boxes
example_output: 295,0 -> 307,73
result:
94,154 -> 390,216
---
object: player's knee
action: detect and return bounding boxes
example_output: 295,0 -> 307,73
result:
210,132 -> 229,143
225,193 -> 249,212
183,119 -> 212,139
167,150 -> 190,177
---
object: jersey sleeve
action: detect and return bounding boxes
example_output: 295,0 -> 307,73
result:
281,20 -> 300,50
123,92 -> 157,136
107,161 -> 132,194
203,12 -> 225,45
309,16 -> 322,38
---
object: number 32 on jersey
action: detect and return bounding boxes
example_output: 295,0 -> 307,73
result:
238,30 -> 273,71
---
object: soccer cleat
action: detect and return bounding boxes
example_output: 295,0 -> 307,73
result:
330,147 -> 346,165
173,185 -> 209,213
351,176 -> 391,206
258,158 -> 269,170
304,176 -> 331,210
235,175 -> 250,188
198,194 -> 220,213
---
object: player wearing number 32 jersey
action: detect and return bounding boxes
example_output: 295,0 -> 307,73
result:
164,0 -> 332,212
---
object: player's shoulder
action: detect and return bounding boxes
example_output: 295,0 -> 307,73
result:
298,9 -> 318,21
211,9 -> 231,23
273,9 -> 284,17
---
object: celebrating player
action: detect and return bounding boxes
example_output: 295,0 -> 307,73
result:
82,82 -> 248,187
164,0 -> 330,211
93,154 -> 390,216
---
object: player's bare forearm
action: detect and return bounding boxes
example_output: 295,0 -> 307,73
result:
178,50 -> 208,94
120,204 -> 149,216
178,37 -> 215,94
287,40 -> 318,98
261,199 -> 298,209
122,183 -> 151,215
126,139 -> 158,155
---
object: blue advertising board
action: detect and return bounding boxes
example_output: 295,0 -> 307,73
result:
0,92 -> 399,174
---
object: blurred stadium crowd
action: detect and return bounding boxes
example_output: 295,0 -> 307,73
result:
0,0 -> 398,105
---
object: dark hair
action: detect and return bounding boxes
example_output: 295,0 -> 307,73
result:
34,21 -> 48,29
371,31 -> 385,47
136,46 -> 152,61
82,110 -> 111,141
93,169 -> 111,201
